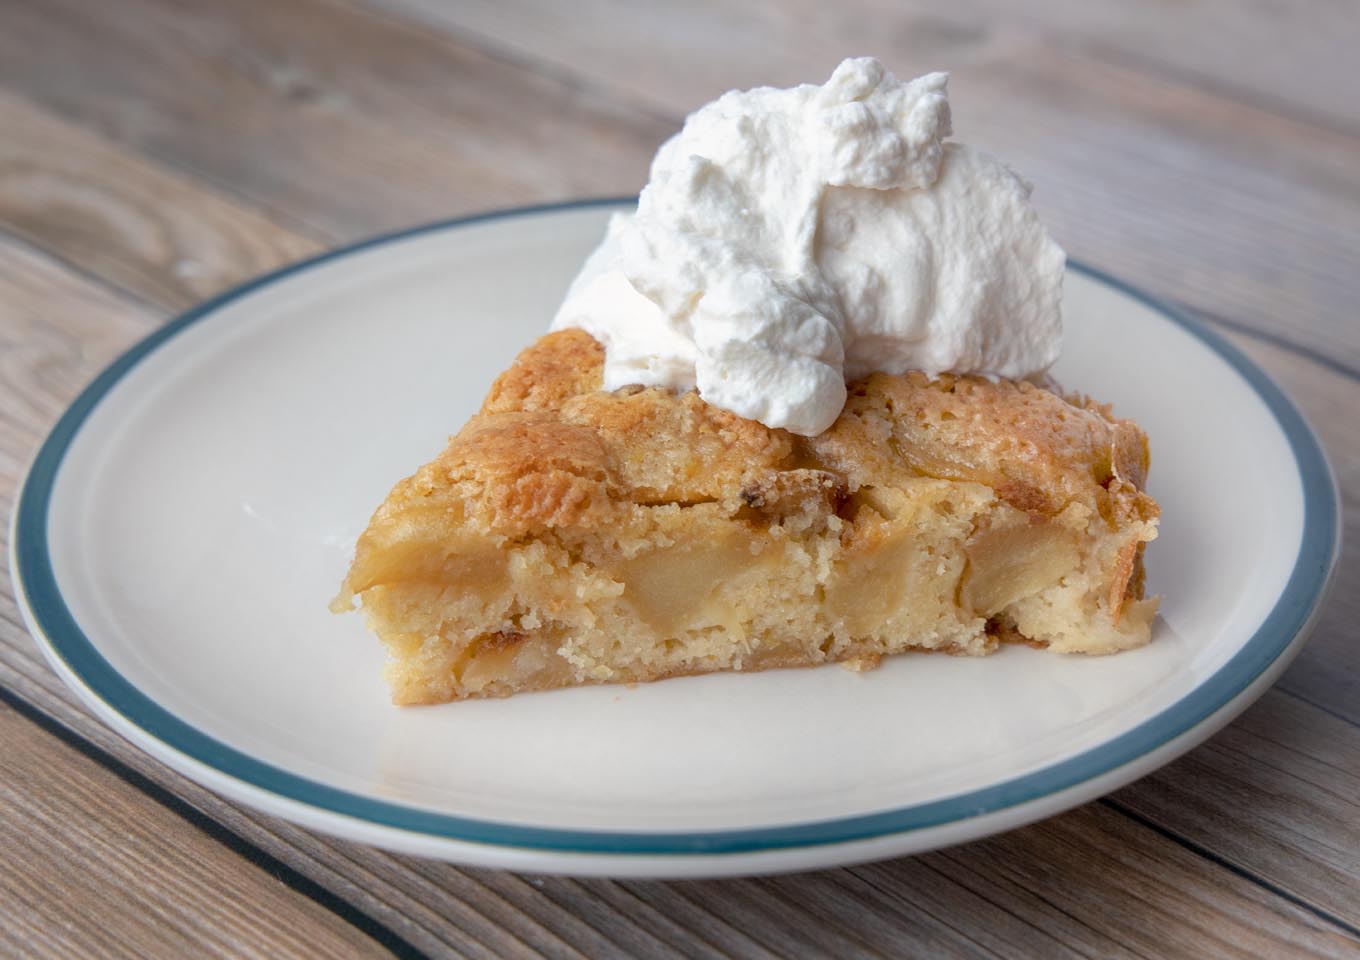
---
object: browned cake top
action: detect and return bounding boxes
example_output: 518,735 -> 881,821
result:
385,329 -> 1156,537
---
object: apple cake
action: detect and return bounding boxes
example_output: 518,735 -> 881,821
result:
335,329 -> 1159,704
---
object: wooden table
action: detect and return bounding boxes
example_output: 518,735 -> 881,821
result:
2,1 -> 1357,956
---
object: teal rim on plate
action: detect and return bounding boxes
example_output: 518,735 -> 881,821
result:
13,199 -> 1340,856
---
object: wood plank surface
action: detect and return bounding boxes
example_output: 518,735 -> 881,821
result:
365,0 -> 1360,133
0,0 -> 1357,956
1110,688 -> 1360,926
0,0 -> 669,237
0,696 -> 392,960
0,90 -> 322,312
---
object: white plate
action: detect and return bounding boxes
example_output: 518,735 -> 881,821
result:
11,200 -> 1340,878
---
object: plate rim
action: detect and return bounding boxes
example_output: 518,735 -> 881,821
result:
10,198 -> 1342,859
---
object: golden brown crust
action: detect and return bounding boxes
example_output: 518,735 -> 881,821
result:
441,412 -> 613,533
739,468 -> 849,523
390,330 -> 1158,539
815,372 -> 1154,524
481,328 -> 604,414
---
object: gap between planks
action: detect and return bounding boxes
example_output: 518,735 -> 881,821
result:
0,686 -> 413,960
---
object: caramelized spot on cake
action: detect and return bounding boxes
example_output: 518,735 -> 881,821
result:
739,469 -> 850,523
986,616 -> 1046,649
484,630 -> 526,651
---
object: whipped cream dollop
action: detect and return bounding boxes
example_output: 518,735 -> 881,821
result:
552,57 -> 1065,435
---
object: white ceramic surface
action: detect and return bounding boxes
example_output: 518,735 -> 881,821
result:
11,201 -> 1339,877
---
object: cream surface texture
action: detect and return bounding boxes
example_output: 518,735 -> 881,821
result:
552,57 -> 1065,435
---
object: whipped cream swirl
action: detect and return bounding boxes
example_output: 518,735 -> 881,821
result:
552,57 -> 1065,435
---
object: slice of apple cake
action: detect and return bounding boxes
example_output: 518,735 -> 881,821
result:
335,329 -> 1159,704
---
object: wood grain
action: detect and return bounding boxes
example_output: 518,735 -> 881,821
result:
0,90 -> 321,312
0,236 -> 157,498
365,0 -> 1360,133
0,0 -> 1357,955
920,803 -> 1356,958
0,0 -> 670,237
0,698 -> 390,959
1111,689 -> 1360,927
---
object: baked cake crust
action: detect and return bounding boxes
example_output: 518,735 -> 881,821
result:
337,329 -> 1159,703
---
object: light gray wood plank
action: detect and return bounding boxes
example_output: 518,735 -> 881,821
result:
0,0 -> 671,238
0,698 -> 392,960
0,89 -> 322,312
363,0 -> 1360,133
1111,689 -> 1360,929
929,802 -> 1357,958
949,48 -> 1360,376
